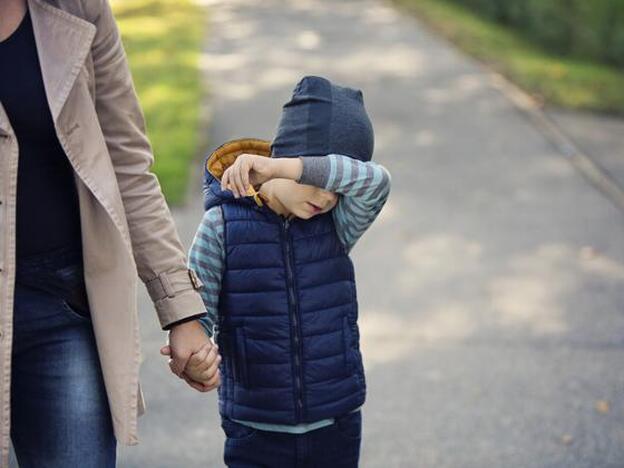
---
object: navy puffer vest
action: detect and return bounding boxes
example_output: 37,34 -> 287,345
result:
207,190 -> 366,424
203,76 -> 373,424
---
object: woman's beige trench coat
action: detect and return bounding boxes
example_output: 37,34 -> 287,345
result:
0,0 -> 207,463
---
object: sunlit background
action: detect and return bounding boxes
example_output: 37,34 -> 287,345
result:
105,0 -> 624,467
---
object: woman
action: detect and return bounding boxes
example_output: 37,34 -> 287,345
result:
0,0 -> 218,466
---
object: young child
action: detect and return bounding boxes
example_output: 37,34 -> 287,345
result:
188,76 -> 391,467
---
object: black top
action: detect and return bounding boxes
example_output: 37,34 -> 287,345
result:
0,10 -> 83,262
0,12 -> 199,327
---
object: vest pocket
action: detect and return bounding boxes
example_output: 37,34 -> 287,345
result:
216,328 -> 234,384
218,326 -> 251,388
343,316 -> 353,376
235,328 -> 250,388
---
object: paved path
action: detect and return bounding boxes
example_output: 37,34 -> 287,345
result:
547,108 -> 624,191
119,1 -> 624,466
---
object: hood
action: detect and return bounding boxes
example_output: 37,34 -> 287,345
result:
271,76 -> 374,162
203,138 -> 272,211
203,76 -> 374,211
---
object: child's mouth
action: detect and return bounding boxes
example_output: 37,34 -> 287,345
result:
307,202 -> 323,213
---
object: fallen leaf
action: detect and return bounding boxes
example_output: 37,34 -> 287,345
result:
595,400 -> 610,414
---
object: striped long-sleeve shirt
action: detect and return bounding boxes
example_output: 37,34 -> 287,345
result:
188,154 -> 391,338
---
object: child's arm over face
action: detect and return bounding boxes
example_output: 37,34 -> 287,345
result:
188,207 -> 226,338
298,155 -> 392,252
220,152 -> 391,251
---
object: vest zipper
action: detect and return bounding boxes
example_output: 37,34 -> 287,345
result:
282,218 -> 305,421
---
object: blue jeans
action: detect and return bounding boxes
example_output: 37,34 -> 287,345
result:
222,410 -> 362,467
11,247 -> 116,467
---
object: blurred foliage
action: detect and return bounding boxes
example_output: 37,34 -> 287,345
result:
445,0 -> 624,67
395,0 -> 624,114
112,0 -> 206,205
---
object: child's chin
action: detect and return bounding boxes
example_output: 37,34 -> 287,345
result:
298,211 -> 316,220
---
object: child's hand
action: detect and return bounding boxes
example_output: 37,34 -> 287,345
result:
221,153 -> 275,198
183,341 -> 222,392
221,153 -> 303,198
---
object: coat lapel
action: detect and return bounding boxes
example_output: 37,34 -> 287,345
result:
0,104 -> 11,137
28,0 -> 95,122
27,0 -> 132,245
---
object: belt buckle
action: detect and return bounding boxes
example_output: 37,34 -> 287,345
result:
188,268 -> 203,291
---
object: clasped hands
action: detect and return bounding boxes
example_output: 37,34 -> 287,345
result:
157,154 -> 302,392
160,319 -> 221,392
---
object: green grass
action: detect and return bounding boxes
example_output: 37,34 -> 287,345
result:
393,0 -> 624,115
112,0 -> 206,204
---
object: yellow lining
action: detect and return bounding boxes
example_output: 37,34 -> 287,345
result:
206,138 -> 272,207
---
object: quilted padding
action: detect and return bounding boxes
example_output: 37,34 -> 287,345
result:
215,201 -> 366,425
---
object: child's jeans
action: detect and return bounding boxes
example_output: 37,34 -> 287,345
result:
221,410 -> 362,468
10,247 -> 116,468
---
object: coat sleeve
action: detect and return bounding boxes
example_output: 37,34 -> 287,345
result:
89,0 -> 206,329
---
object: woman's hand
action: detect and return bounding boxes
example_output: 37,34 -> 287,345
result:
221,154 -> 303,198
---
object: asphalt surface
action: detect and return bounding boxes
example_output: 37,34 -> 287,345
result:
113,0 -> 624,466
